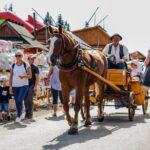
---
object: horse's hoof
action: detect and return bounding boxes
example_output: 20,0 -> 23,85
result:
68,127 -> 78,135
84,120 -> 92,127
97,116 -> 104,122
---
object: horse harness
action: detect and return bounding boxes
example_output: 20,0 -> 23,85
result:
55,33 -> 98,72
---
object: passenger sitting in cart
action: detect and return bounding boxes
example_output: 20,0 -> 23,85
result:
103,33 -> 129,69
129,60 -> 143,81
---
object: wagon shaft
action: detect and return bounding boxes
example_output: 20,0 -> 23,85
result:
78,65 -> 121,92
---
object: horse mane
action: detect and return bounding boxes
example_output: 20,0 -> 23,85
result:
48,27 -> 76,46
62,29 -> 76,45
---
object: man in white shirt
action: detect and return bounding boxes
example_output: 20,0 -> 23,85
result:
103,33 -> 129,69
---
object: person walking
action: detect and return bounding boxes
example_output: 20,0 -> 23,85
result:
24,55 -> 39,119
47,65 -> 63,117
9,50 -> 31,123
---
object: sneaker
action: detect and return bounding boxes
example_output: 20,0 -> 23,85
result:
15,117 -> 21,123
0,118 -> 3,122
52,113 -> 57,117
7,115 -> 11,121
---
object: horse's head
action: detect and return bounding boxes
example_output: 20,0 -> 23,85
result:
48,25 -> 76,66
48,27 -> 65,65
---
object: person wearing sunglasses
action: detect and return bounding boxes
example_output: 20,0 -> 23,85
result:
9,50 -> 31,123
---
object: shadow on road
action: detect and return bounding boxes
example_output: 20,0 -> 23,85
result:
45,114 -> 65,121
42,113 -> 150,150
4,122 -> 27,130
43,125 -> 111,150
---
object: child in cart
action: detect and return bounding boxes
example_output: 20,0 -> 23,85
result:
130,60 -> 143,81
0,76 -> 10,121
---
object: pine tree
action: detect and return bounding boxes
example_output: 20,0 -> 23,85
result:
8,3 -> 13,12
49,16 -> 53,26
44,12 -> 49,25
67,24 -> 70,31
64,21 -> 68,29
64,21 -> 71,31
57,14 -> 64,27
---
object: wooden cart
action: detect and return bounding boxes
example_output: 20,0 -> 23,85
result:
80,66 -> 149,121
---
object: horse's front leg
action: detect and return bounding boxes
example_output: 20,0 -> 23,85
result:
95,82 -> 105,122
62,86 -> 72,126
68,88 -> 83,135
84,87 -> 92,127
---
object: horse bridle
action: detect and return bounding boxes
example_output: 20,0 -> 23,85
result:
51,33 -> 79,59
50,33 -> 82,71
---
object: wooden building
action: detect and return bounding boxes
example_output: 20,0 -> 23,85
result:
0,20 -> 48,53
33,26 -> 51,45
130,51 -> 146,61
72,25 -> 111,50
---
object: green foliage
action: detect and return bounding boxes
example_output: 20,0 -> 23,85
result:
44,13 -> 71,30
57,14 -> 64,26
44,12 -> 53,26
8,3 -> 13,12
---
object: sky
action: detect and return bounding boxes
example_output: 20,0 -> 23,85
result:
0,0 -> 150,56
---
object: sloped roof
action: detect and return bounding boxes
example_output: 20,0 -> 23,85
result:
130,51 -> 146,58
72,25 -> 110,38
0,19 -> 6,25
6,21 -> 48,51
0,12 -> 34,32
69,32 -> 92,49
26,15 -> 44,29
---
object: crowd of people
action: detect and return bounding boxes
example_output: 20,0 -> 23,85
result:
0,33 -> 150,123
0,50 -> 74,123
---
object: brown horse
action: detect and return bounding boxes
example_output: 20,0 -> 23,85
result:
48,26 -> 107,134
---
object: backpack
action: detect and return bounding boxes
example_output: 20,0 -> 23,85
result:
12,62 -> 27,73
108,44 -> 124,59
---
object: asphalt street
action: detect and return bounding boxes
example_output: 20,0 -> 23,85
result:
1,102 -> 150,150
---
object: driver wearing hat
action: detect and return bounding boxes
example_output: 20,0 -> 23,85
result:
103,33 -> 129,69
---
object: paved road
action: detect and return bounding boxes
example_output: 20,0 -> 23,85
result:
1,103 -> 150,150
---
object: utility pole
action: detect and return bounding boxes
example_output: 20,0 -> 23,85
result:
33,12 -> 37,40
32,8 -> 56,44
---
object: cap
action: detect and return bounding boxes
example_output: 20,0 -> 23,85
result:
0,76 -> 8,82
130,60 -> 138,66
28,54 -> 36,59
15,50 -> 24,56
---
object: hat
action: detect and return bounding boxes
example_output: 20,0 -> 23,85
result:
15,50 -> 24,56
0,76 -> 8,82
111,33 -> 122,41
130,60 -> 139,66
28,54 -> 36,59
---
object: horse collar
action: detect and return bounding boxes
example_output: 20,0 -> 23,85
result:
57,49 -> 82,72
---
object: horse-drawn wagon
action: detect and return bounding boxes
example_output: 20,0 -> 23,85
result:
81,67 -> 148,121
47,25 -> 149,134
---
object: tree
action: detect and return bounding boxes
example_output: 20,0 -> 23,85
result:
57,14 -> 64,27
49,16 -> 53,26
64,21 -> 68,29
44,12 -> 54,26
44,12 -> 49,25
64,21 -> 71,31
8,3 -> 13,12
67,24 -> 71,31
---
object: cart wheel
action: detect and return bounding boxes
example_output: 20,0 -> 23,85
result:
142,91 -> 149,115
80,100 -> 85,120
128,92 -> 135,121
